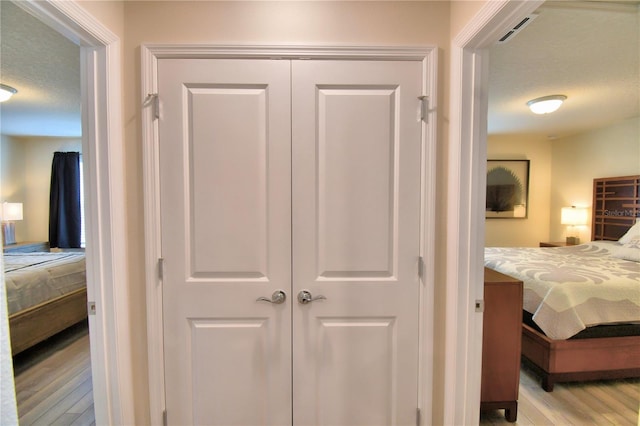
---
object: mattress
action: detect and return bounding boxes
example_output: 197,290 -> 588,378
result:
3,252 -> 86,316
484,241 -> 640,340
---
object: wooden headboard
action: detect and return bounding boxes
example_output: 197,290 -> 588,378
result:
592,175 -> 640,241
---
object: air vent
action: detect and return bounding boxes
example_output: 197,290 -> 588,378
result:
497,13 -> 538,44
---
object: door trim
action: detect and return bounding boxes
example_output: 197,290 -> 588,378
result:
141,44 -> 437,425
446,1 -> 544,425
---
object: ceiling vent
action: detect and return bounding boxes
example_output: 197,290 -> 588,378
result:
497,13 -> 538,44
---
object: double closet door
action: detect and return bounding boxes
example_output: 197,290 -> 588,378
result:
158,58 -> 423,425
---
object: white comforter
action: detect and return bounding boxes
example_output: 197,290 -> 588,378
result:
485,241 -> 640,340
3,252 -> 86,315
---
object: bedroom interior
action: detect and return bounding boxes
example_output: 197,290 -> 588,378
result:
481,1 -> 639,423
0,0 -> 638,425
0,1 -> 94,424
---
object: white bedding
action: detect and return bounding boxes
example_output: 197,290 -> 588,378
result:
484,241 -> 640,340
3,252 -> 86,316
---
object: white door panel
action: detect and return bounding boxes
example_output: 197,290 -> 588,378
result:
189,86 -> 270,278
159,59 -> 292,425
292,60 -> 422,426
317,87 -> 396,277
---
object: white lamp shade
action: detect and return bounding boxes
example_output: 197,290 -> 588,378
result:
561,206 -> 588,226
2,202 -> 23,221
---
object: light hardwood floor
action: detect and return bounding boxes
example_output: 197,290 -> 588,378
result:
10,322 -> 639,425
481,360 -> 640,425
12,321 -> 95,426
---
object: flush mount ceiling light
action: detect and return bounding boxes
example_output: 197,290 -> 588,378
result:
0,84 -> 18,102
527,95 -> 567,114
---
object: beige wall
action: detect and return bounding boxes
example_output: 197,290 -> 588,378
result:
122,1 -> 452,423
485,134 -> 552,247
486,116 -> 640,247
0,136 -> 81,243
76,0 -> 125,39
450,0 -> 487,38
25,138 -> 82,242
550,116 -> 640,242
1,135 -> 27,242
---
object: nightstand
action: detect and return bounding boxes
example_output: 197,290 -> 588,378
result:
539,241 -> 572,247
481,268 -> 523,422
3,241 -> 50,253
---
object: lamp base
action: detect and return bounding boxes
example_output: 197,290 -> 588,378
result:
2,222 -> 16,245
566,236 -> 580,245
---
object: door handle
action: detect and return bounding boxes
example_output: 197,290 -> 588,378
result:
256,290 -> 286,304
297,290 -> 326,304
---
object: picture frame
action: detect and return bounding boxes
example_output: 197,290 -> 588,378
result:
486,159 -> 530,219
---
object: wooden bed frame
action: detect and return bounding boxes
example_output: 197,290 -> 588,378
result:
9,287 -> 88,355
521,175 -> 640,391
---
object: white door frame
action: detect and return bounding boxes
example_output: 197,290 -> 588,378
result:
446,1 -> 544,425
11,1 -> 132,424
141,44 -> 437,425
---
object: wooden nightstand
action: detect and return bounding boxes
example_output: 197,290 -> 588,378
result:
3,241 -> 50,253
481,268 -> 523,422
539,241 -> 572,247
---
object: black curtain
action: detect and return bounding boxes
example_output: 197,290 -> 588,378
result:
49,152 -> 81,248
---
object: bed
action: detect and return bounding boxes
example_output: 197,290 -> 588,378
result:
484,175 -> 640,391
3,251 -> 87,355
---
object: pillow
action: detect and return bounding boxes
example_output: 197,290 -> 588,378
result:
612,235 -> 640,262
618,220 -> 640,244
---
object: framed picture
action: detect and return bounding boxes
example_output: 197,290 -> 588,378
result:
486,159 -> 530,219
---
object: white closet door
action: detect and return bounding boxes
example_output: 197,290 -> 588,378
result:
158,57 -> 423,426
158,59 -> 292,425
291,60 -> 423,426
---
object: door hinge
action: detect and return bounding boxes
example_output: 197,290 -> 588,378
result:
158,258 -> 164,280
162,409 -> 167,426
416,407 -> 421,426
88,301 -> 96,315
143,93 -> 159,120
418,256 -> 425,280
475,299 -> 485,313
418,95 -> 428,123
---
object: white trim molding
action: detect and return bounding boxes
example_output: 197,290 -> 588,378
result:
12,1 -> 131,424
141,44 -> 437,425
445,1 -> 544,424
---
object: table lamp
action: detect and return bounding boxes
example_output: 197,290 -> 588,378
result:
2,202 -> 23,245
561,206 -> 588,245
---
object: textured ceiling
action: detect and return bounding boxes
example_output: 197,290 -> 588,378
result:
489,1 -> 640,139
0,1 -> 80,137
0,1 -> 638,139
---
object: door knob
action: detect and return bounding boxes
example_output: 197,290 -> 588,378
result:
297,290 -> 326,304
256,290 -> 286,304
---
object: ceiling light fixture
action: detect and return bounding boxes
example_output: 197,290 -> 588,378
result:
527,95 -> 566,114
0,84 -> 18,102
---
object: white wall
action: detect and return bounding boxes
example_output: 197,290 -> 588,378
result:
550,116 -> 640,242
485,133 -> 552,247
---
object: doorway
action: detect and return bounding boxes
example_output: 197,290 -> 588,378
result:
0,1 -> 128,424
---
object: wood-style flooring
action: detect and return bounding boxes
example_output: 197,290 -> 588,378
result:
10,322 -> 639,425
12,321 -> 95,426
481,360 -> 640,425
